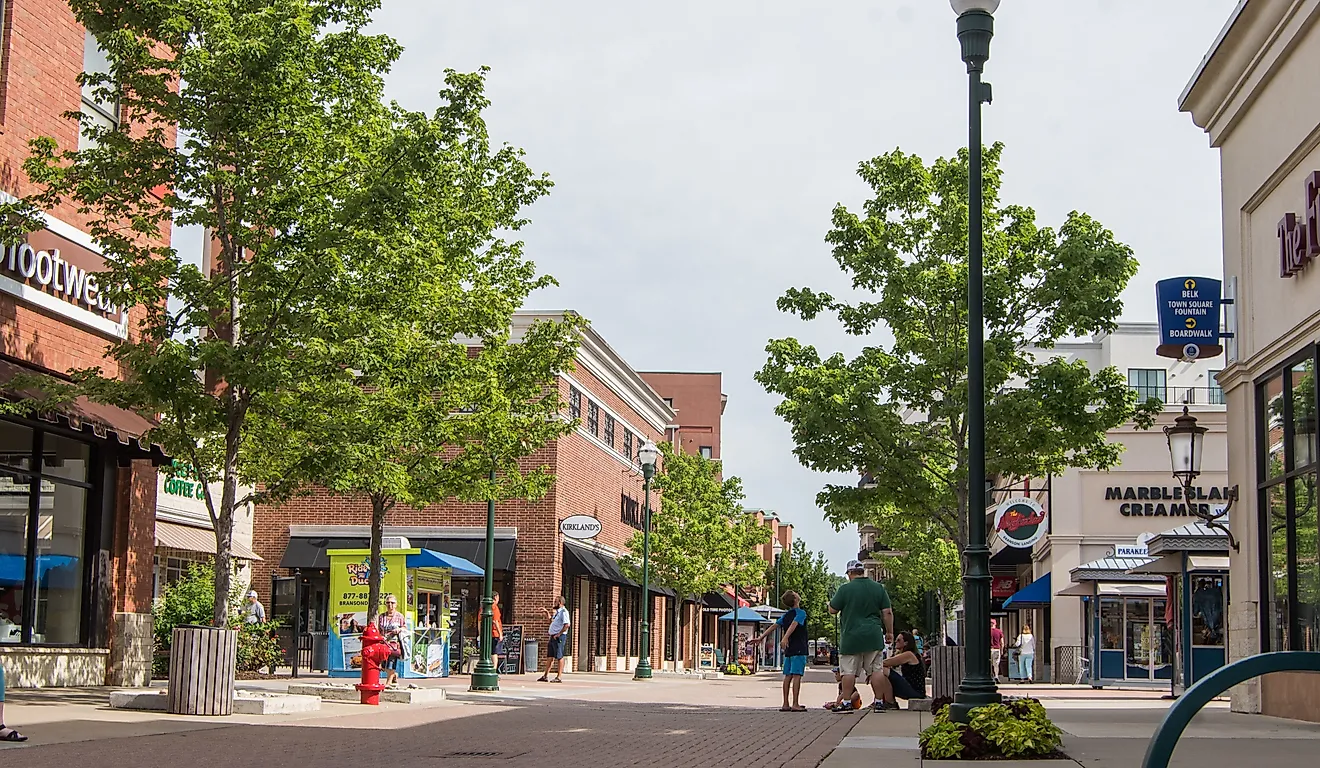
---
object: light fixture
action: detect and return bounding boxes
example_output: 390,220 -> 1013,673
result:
638,440 -> 659,471
1294,416 -> 1316,470
1164,406 -> 1240,551
773,539 -> 783,556
951,0 -> 1001,15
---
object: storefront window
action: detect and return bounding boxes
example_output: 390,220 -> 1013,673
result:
1257,348 -> 1320,652
1100,598 -> 1123,650
1190,575 -> 1226,646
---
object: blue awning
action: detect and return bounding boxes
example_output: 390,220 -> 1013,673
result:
1002,574 -> 1051,609
405,549 -> 484,577
718,607 -> 769,623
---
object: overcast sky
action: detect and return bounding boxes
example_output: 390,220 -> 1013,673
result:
271,0 -> 1236,572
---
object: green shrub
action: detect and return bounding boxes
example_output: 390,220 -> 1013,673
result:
235,620 -> 286,673
153,561 -> 285,675
919,697 -> 1063,761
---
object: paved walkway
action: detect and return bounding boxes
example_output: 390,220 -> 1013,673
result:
3,666 -> 1318,767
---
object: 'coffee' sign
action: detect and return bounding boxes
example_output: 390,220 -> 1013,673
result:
1104,485 -> 1232,517
1278,171 -> 1320,278
0,229 -> 124,335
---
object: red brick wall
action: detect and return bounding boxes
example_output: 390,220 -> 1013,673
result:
111,461 -> 158,615
638,372 -> 722,460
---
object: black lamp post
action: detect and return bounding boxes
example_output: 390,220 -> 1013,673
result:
470,468 -> 500,691
635,439 -> 659,680
949,0 -> 1002,722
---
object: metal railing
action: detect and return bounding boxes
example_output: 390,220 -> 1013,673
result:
1130,386 -> 1225,407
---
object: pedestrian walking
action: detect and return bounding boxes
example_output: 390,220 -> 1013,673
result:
492,593 -> 505,672
0,663 -> 25,742
244,590 -> 266,624
827,559 -> 894,713
990,618 -> 1005,682
538,595 -> 570,682
1015,624 -> 1036,682
756,590 -> 808,711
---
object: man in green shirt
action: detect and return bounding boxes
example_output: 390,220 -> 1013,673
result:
828,559 -> 895,713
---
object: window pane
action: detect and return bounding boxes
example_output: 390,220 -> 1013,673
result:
41,434 -> 90,483
1296,473 -> 1319,652
1128,369 -> 1166,403
1293,359 -> 1317,471
79,107 -> 117,151
1189,575 -> 1225,647
81,31 -> 117,113
0,469 -> 28,643
1100,598 -> 1123,650
0,421 -> 33,471
1264,374 -> 1286,481
1266,483 -> 1289,651
32,482 -> 86,644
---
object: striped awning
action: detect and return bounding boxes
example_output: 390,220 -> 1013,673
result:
156,520 -> 262,561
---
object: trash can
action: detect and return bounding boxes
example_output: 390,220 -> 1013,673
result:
168,624 -> 237,716
524,637 -> 539,675
311,632 -> 330,671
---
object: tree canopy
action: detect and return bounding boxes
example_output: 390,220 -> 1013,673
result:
765,539 -> 840,644
756,143 -> 1159,550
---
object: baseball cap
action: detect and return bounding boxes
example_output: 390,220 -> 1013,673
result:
846,559 -> 864,572
248,591 -> 258,598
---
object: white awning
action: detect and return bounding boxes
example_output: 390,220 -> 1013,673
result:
1056,582 -> 1166,597
1128,554 -> 1229,575
156,520 -> 262,560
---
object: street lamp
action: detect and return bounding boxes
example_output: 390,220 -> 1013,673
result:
470,467 -> 500,691
773,538 -> 783,608
949,0 -> 1002,722
635,439 -> 660,680
1164,407 -> 1241,550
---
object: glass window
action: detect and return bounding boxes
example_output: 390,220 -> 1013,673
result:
32,482 -> 86,644
0,422 -> 33,472
1128,368 -> 1167,404
1100,598 -> 1123,650
587,402 -> 599,436
700,446 -> 713,460
1296,473 -> 1319,652
1264,373 -> 1286,481
604,415 -> 615,449
0,472 -> 28,644
1292,359 -> 1317,472
1189,575 -> 1225,647
623,432 -> 633,462
568,387 -> 581,420
1266,482 -> 1289,652
1208,370 -> 1225,405
80,31 -> 120,149
42,434 -> 90,484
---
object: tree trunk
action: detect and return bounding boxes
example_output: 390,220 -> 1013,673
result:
211,398 -> 247,627
366,494 -> 389,625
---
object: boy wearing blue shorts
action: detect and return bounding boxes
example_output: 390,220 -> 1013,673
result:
759,591 -> 808,711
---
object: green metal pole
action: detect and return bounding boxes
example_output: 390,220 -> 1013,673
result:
635,462 -> 655,679
950,5 -> 1001,721
470,468 -> 500,691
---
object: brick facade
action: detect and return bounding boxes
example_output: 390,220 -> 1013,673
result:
0,1 -> 169,686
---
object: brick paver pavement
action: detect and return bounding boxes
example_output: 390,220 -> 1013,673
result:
7,697 -> 860,768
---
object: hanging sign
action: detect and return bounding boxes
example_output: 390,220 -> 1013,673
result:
993,497 -> 1048,549
991,576 -> 1019,598
559,515 -> 602,540
1156,277 -> 1222,360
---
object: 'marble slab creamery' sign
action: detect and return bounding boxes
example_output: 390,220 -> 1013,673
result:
0,229 -> 125,337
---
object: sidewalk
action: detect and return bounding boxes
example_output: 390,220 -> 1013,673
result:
817,698 -> 1320,767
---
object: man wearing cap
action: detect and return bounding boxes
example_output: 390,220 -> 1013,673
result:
244,590 -> 267,624
828,559 -> 894,713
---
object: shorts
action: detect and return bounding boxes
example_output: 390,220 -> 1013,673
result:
838,651 -> 882,679
548,634 -> 565,659
783,654 -> 808,677
887,669 -> 922,700
494,639 -> 505,656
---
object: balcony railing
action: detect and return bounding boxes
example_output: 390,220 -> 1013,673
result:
1130,386 -> 1224,407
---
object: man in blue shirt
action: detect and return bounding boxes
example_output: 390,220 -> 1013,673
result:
758,591 -> 808,711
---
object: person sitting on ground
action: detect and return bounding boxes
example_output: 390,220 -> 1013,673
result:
823,666 -> 864,711
875,631 -> 927,710
0,661 -> 26,742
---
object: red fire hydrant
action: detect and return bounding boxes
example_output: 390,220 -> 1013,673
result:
355,622 -> 393,705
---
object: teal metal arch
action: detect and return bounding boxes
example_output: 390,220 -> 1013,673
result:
1143,651 -> 1320,768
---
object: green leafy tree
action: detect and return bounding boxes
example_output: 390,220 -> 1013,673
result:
766,539 -> 840,644
756,143 -> 1159,551
0,0 -> 408,625
874,515 -> 962,639
619,444 -> 770,647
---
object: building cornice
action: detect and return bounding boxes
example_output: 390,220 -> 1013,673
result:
288,525 -> 519,539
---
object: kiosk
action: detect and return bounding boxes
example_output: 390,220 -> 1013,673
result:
326,544 -> 483,680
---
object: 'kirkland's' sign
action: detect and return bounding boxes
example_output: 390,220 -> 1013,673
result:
1156,277 -> 1221,359
1105,485 -> 1232,517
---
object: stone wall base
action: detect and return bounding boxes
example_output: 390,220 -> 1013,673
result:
107,611 -> 153,687
0,647 -> 110,687
1228,601 -> 1261,714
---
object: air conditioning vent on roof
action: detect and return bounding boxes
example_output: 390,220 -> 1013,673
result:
382,536 -> 410,550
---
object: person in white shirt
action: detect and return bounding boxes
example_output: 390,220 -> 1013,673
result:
538,595 -> 570,682
1015,624 -> 1036,682
244,591 -> 266,624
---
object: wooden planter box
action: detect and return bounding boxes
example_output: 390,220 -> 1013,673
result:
168,625 -> 237,716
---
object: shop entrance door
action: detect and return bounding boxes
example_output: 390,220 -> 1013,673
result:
1123,597 -> 1173,680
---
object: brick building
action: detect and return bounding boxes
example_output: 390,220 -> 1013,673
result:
0,2 -> 172,687
253,312 -> 739,672
638,371 -> 725,461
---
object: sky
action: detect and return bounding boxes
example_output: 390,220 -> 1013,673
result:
236,0 -> 1240,573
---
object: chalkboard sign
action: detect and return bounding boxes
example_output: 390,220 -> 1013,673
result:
501,624 -> 524,674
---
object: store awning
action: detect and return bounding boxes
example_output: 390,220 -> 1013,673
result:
1002,574 -> 1051,609
1070,556 -> 1163,583
561,543 -> 676,596
1128,554 -> 1230,576
719,607 -> 769,623
406,548 -> 483,577
1146,522 -> 1231,556
0,359 -> 169,464
156,520 -> 262,560
701,591 -> 736,612
1057,582 -> 1168,598
279,535 -> 515,572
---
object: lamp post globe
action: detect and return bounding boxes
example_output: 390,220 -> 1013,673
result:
951,0 -> 1000,14
773,538 -> 783,608
1165,407 -> 1208,489
635,440 -> 659,680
